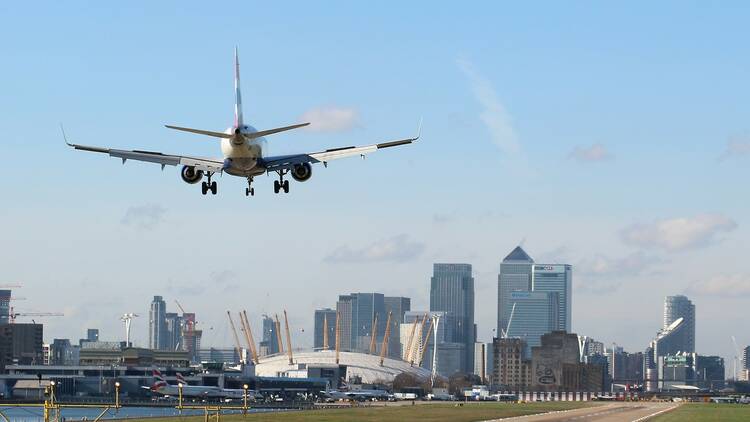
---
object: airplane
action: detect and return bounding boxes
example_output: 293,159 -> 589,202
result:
320,388 -> 392,402
145,370 -> 257,400
64,48 -> 420,197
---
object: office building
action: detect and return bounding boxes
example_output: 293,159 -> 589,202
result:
532,264 -> 572,332
430,263 -> 475,373
0,324 -> 43,370
404,311 -> 461,376
696,355 -> 725,390
148,296 -> 167,350
384,297 -> 411,359
0,290 -> 10,325
497,247 -> 572,350
336,293 -> 387,353
497,247 -> 534,336
260,314 -> 279,356
86,329 -> 99,342
663,295 -> 695,353
492,337 -> 530,389
164,312 -> 183,351
313,308 -> 337,350
473,342 -> 489,382
530,331 -> 598,391
505,291 -> 557,350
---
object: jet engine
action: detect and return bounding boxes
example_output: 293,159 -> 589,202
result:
291,163 -> 312,182
181,166 -> 204,184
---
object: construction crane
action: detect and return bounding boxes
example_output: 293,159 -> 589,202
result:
379,311 -> 392,366
283,310 -> 294,365
500,303 -> 516,338
322,314 -> 330,350
274,314 -> 284,354
120,313 -> 138,347
9,310 -> 63,324
335,311 -> 341,364
226,311 -> 244,364
240,310 -> 259,364
368,314 -> 379,354
175,300 -> 196,355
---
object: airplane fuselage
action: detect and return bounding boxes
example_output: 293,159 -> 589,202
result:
220,125 -> 268,177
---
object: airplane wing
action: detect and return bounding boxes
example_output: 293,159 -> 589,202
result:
261,121 -> 421,172
63,127 -> 224,173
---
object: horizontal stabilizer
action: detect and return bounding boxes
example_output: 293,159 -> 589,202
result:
165,125 -> 233,139
245,122 -> 310,140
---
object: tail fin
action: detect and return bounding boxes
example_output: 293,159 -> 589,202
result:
151,369 -> 167,390
234,46 -> 243,128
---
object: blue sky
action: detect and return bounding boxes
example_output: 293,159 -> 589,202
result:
2,2 -> 749,370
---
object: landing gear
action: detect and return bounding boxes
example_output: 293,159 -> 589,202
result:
201,172 -> 217,195
274,170 -> 290,194
245,177 -> 255,197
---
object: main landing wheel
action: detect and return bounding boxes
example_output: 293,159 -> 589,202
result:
201,182 -> 209,195
274,180 -> 281,194
283,180 -> 289,193
210,181 -> 217,195
246,187 -> 255,196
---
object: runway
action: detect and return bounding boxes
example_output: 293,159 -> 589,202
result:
489,402 -> 680,422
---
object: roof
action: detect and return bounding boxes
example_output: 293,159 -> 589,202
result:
255,350 -> 431,384
503,246 -> 534,263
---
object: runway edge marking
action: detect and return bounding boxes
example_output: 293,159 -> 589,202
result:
630,403 -> 682,422
480,403 -> 611,422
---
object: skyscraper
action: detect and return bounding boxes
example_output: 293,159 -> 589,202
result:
260,314 -> 279,355
148,296 -> 167,350
337,293 -> 387,353
430,263 -> 475,373
497,247 -> 534,335
497,247 -> 572,350
164,312 -> 183,351
505,291 -> 557,350
313,308 -> 337,350
532,264 -> 572,332
0,290 -> 11,325
663,295 -> 695,353
86,329 -> 99,342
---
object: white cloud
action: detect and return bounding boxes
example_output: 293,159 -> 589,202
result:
579,251 -> 663,277
719,135 -> 750,161
620,214 -> 737,251
121,204 -> 166,230
687,274 -> 750,297
457,59 -> 520,155
300,106 -> 358,132
569,143 -> 612,162
324,234 -> 425,263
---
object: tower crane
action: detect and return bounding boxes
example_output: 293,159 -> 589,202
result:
10,311 -> 63,323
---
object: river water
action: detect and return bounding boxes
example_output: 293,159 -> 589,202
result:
0,406 -> 288,421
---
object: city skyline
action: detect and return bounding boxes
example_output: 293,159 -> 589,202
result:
2,2 -> 749,374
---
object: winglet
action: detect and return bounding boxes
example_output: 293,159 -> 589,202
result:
414,117 -> 423,141
60,123 -> 73,147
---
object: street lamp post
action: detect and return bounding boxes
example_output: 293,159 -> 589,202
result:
49,380 -> 56,407
178,383 -> 183,411
243,384 -> 249,414
114,381 -> 121,410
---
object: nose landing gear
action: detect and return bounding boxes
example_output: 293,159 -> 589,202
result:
201,172 -> 217,195
246,177 -> 255,197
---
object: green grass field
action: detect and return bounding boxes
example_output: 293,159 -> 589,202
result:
143,402 -> 594,422
653,403 -> 750,421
